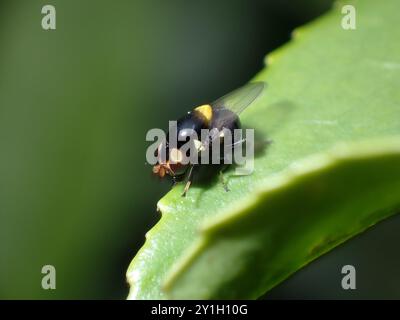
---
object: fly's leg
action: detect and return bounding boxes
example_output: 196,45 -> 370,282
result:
171,175 -> 178,188
172,173 -> 185,188
219,165 -> 230,192
182,165 -> 195,197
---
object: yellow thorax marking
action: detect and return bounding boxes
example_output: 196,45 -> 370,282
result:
194,104 -> 213,125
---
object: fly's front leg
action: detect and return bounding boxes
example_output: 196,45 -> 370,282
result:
172,173 -> 186,188
182,165 -> 195,197
171,175 -> 178,188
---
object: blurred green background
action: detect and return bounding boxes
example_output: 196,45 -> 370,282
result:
1,0 -> 399,299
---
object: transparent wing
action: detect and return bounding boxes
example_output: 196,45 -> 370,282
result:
210,82 -> 266,115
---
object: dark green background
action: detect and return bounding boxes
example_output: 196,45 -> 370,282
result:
0,0 -> 399,299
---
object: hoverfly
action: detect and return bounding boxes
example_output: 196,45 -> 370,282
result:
153,82 -> 265,196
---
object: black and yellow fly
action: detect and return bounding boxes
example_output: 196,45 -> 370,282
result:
153,82 -> 265,196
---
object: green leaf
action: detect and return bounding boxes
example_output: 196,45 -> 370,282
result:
127,0 -> 400,299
